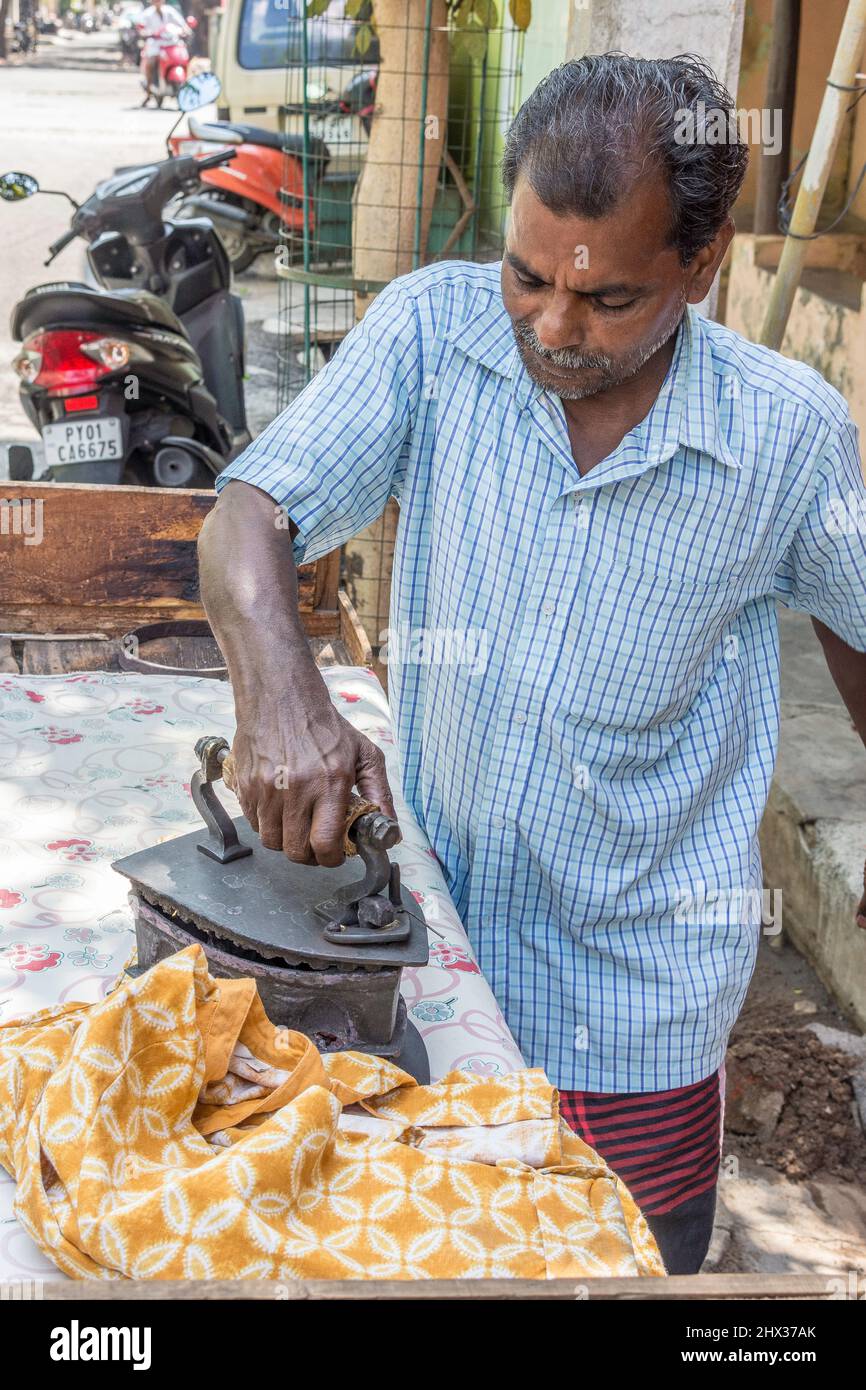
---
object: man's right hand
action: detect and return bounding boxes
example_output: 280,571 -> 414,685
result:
224,691 -> 396,868
198,481 -> 397,869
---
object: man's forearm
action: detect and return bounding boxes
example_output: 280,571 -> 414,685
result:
812,617 -> 866,929
811,617 -> 866,746
196,480 -> 395,861
198,480 -> 326,708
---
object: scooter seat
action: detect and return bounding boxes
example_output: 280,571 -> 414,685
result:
12,284 -> 187,342
188,115 -> 328,165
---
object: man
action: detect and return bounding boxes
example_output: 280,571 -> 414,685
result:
138,0 -> 188,103
198,55 -> 866,1274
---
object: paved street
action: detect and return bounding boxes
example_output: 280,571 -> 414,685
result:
0,30 -> 282,469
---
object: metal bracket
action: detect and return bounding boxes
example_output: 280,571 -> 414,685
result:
315,813 -> 410,944
192,735 -> 252,864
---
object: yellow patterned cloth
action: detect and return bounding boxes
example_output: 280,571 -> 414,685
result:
0,946 -> 663,1281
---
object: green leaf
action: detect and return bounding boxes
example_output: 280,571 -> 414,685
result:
306,0 -> 330,17
453,20 -> 488,61
508,0 -> 531,30
345,0 -> 366,17
354,21 -> 375,55
473,0 -> 498,27
454,0 -> 473,27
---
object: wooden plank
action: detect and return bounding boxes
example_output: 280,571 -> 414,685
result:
21,634 -> 353,674
0,481 -> 326,636
339,590 -> 373,666
314,545 -> 341,612
753,232 -> 866,278
35,1273 -> 836,1300
21,639 -> 118,675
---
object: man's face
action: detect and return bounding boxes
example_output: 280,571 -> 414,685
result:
502,172 -> 724,401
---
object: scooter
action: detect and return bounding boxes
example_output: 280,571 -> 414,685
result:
168,68 -> 376,273
2,76 -> 249,489
119,18 -> 143,67
139,20 -> 193,109
12,20 -> 38,54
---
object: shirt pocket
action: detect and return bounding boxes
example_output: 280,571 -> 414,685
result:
566,557 -> 752,732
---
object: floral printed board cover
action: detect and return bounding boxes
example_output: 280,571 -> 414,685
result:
0,666 -> 525,1280
0,945 -> 664,1280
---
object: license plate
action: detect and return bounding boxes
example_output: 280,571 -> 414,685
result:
42,416 -> 123,466
310,114 -> 356,145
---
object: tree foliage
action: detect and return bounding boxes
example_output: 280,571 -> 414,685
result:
304,0 -> 532,61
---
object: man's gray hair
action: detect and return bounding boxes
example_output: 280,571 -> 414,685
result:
502,53 -> 749,265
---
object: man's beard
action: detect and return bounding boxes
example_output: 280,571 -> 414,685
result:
512,296 -> 686,401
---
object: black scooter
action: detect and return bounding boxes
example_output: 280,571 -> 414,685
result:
2,81 -> 249,488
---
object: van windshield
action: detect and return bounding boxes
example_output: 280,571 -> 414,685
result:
237,0 -> 379,71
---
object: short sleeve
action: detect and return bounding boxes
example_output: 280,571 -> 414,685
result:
214,281 -> 420,565
772,413 -> 866,652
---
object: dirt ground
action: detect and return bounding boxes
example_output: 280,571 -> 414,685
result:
708,931 -> 866,1276
697,932 -> 866,1275
726,935 -> 865,1181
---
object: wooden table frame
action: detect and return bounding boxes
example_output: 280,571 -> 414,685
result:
0,481 -> 370,670
32,1274 -> 839,1300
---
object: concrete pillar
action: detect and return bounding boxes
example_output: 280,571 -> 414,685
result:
566,0 -> 746,96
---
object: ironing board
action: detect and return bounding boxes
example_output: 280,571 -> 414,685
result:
0,664 -> 524,1282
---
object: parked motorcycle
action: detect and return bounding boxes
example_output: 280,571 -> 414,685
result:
168,68 -> 376,274
139,18 -> 194,109
2,75 -> 249,489
12,19 -> 38,54
118,9 -> 143,67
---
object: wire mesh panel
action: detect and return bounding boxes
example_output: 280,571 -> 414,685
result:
268,0 -> 527,651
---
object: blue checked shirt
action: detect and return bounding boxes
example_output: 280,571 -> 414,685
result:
216,261 -> 866,1092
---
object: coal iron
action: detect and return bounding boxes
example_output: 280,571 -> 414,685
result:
112,736 -> 430,1082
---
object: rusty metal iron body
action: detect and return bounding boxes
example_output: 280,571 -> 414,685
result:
112,737 -> 430,1081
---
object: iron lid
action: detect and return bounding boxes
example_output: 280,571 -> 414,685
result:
112,816 -> 429,970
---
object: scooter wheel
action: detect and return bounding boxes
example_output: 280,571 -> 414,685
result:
171,195 -> 257,274
151,445 -> 212,489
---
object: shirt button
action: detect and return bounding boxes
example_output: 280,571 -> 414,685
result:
491,815 -> 506,828
542,600 -> 556,617
513,711 -> 527,724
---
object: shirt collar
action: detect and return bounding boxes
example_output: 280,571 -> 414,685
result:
446,289 -> 740,472
655,306 -> 740,470
445,305 -> 519,378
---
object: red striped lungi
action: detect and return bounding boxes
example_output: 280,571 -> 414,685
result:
558,1066 -> 724,1217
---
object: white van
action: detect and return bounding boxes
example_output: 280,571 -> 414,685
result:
211,0 -> 379,159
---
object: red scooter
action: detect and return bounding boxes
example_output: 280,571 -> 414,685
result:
168,69 -> 376,273
139,17 -> 196,109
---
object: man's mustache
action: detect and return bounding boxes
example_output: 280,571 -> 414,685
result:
513,318 -> 613,372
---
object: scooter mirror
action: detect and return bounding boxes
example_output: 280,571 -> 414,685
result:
0,172 -> 40,202
177,72 -> 221,113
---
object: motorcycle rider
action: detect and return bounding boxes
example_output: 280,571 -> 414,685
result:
139,0 -> 189,105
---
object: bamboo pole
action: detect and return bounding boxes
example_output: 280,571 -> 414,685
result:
759,0 -> 866,349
